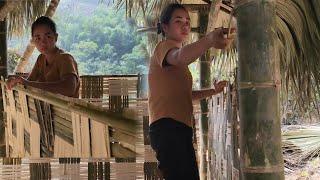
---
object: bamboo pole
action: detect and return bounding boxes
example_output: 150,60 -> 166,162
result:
198,0 -> 222,178
1,82 -> 138,134
199,10 -> 211,180
0,2 -> 7,157
236,0 -> 284,179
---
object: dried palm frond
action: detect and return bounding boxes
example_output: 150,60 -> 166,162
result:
4,0 -> 51,37
276,0 -> 320,112
282,125 -> 320,168
211,49 -> 237,81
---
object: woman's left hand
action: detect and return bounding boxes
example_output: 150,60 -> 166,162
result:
213,80 -> 228,93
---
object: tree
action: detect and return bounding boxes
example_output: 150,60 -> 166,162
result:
55,5 -> 147,75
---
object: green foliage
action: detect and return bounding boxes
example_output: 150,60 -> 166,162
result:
55,5 -> 147,75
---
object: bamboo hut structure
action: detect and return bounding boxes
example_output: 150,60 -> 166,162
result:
1,0 -> 320,179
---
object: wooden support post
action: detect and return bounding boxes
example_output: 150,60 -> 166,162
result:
0,1 -> 7,157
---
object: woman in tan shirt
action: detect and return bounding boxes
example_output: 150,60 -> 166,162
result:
148,3 -> 234,180
7,16 -> 79,98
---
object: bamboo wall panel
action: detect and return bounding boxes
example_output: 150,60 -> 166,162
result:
79,75 -> 143,159
208,87 -> 240,180
1,78 -> 139,159
80,75 -> 140,113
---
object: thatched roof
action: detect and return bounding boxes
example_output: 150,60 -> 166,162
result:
0,0 -> 50,37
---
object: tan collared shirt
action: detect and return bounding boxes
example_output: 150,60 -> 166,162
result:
148,39 -> 193,127
28,51 -> 80,98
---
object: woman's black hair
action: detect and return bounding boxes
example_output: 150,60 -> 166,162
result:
31,16 -> 57,36
157,3 -> 187,36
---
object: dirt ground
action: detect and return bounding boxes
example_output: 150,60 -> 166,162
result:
285,158 -> 320,180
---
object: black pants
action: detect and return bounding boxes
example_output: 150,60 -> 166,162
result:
149,118 -> 200,180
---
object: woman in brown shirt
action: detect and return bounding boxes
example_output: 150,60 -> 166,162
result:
148,3 -> 235,180
7,16 -> 79,98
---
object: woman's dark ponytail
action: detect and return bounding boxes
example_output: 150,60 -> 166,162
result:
157,22 -> 162,35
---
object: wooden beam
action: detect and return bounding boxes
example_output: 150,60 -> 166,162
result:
111,143 -> 136,158
184,2 -> 233,14
220,3 -> 233,14
184,4 -> 211,12
110,128 -> 136,147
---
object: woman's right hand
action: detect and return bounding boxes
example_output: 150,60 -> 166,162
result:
6,76 -> 23,90
208,27 -> 236,49
214,80 -> 228,94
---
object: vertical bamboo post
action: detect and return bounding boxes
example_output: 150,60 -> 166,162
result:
236,0 -> 284,179
0,1 -> 7,157
232,79 -> 241,177
199,11 -> 210,180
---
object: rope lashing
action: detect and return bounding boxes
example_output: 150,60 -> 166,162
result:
238,81 -> 281,90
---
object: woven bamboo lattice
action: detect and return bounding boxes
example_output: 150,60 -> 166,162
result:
80,75 -> 141,113
0,157 -> 153,179
80,75 -> 162,179
207,85 -> 240,180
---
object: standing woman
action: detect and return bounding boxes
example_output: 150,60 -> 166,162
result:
148,3 -> 234,180
7,16 -> 79,98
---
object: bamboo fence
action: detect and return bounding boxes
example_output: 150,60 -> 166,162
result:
0,74 -> 241,179
0,74 -> 163,179
1,76 -> 140,159
206,85 -> 240,180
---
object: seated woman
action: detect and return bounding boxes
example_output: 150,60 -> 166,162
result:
7,16 -> 79,98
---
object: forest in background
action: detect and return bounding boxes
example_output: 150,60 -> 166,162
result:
8,0 -> 148,75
